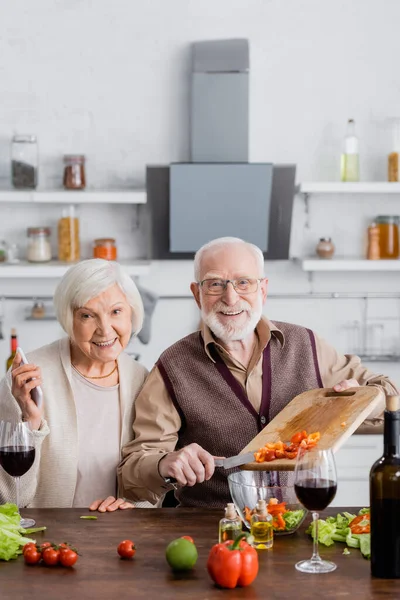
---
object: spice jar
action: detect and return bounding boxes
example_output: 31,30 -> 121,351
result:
26,227 -> 52,263
93,238 -> 117,260
367,223 -> 380,260
376,215 -> 400,259
11,135 -> 38,189
63,155 -> 86,190
58,206 -> 80,262
388,119 -> 400,182
316,237 -> 335,259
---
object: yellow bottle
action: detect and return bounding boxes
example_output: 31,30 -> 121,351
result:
219,503 -> 242,543
6,328 -> 18,372
250,499 -> 274,549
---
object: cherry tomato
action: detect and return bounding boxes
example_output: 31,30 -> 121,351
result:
181,536 -> 194,543
40,542 -> 52,551
23,542 -> 37,555
59,548 -> 78,567
42,547 -> 60,566
117,540 -> 136,559
24,547 -> 42,565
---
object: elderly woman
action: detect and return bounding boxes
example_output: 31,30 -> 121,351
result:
0,259 -> 149,510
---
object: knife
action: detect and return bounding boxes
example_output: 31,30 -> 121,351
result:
214,451 -> 255,469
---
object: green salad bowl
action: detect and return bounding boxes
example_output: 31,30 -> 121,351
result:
228,471 -> 307,536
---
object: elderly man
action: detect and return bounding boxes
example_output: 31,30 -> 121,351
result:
118,237 -> 397,508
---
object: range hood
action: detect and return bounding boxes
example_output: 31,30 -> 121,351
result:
146,39 -> 295,260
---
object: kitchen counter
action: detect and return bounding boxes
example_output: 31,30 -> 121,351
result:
0,507 -> 398,599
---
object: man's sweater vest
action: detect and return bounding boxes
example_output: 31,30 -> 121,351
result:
157,321 -> 323,508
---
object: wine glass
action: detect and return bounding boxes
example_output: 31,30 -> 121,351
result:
0,421 -> 36,528
294,447 -> 337,573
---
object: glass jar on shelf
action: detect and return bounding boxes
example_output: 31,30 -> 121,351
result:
93,238 -> 117,260
11,135 -> 38,189
58,205 -> 80,262
388,119 -> 400,182
63,154 -> 86,190
26,227 -> 52,263
376,215 -> 400,259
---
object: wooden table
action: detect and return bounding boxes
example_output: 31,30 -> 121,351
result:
0,507 -> 398,599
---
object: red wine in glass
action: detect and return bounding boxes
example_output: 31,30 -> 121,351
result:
0,446 -> 35,477
294,447 -> 338,574
294,479 -> 337,511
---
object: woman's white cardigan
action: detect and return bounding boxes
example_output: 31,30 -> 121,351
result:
0,337 -> 149,508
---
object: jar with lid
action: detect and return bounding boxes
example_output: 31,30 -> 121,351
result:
376,215 -> 400,259
58,205 -> 80,262
63,155 -> 86,190
11,135 -> 38,189
316,237 -> 335,259
26,227 -> 52,263
93,238 -> 117,261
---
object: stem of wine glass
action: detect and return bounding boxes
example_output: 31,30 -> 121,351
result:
15,476 -> 21,513
311,511 -> 322,562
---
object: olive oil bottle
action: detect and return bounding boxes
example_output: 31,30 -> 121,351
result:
250,499 -> 273,549
218,503 -> 242,543
6,328 -> 18,372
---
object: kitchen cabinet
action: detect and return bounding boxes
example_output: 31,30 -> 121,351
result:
331,434 -> 381,507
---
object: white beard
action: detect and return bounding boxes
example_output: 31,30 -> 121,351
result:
201,295 -> 263,343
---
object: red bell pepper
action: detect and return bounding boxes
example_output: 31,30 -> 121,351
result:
207,533 -> 259,589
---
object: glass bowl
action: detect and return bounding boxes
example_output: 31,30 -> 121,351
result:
228,471 -> 307,536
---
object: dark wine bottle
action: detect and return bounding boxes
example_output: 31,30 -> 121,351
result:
370,395 -> 400,578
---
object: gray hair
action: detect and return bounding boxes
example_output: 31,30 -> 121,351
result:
53,259 -> 144,339
194,237 -> 264,281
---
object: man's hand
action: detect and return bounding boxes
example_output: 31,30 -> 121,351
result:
89,497 -> 135,512
333,379 -> 360,392
158,443 -> 215,487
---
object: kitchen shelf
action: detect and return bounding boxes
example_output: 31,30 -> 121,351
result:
299,182 -> 400,194
0,260 -> 151,278
296,258 -> 400,271
0,190 -> 146,204
358,354 -> 400,363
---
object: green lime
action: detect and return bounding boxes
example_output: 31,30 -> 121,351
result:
165,538 -> 198,571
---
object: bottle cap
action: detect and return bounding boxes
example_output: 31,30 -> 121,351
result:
225,503 -> 237,519
255,499 -> 267,514
386,395 -> 400,412
11,327 -> 17,336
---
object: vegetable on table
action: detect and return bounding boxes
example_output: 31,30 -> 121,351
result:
306,509 -> 371,559
0,503 -> 38,561
117,540 -> 136,559
165,537 -> 198,571
207,533 -> 258,589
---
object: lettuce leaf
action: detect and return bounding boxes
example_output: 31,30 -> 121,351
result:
0,503 -> 35,561
305,509 -> 370,559
282,509 -> 305,530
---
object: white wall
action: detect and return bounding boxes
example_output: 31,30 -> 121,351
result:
0,0 -> 400,387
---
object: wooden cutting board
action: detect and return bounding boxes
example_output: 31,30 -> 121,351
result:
240,386 -> 382,471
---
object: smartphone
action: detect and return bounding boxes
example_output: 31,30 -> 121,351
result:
16,347 -> 43,408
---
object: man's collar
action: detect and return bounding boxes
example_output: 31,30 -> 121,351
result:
201,315 -> 285,362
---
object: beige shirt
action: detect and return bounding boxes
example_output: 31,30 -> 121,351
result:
0,337 -> 150,508
71,368 -> 121,508
118,317 -> 398,505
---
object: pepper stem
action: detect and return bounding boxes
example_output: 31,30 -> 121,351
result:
230,532 -> 255,550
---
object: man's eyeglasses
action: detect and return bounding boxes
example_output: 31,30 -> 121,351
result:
198,278 -> 264,296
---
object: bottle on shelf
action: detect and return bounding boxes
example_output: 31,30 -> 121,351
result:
6,328 -> 18,372
58,205 -> 80,262
340,119 -> 360,182
218,502 -> 242,543
250,499 -> 273,549
366,222 -> 380,260
370,395 -> 400,578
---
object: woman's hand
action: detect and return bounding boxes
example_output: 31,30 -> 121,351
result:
11,353 -> 43,430
89,496 -> 135,512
